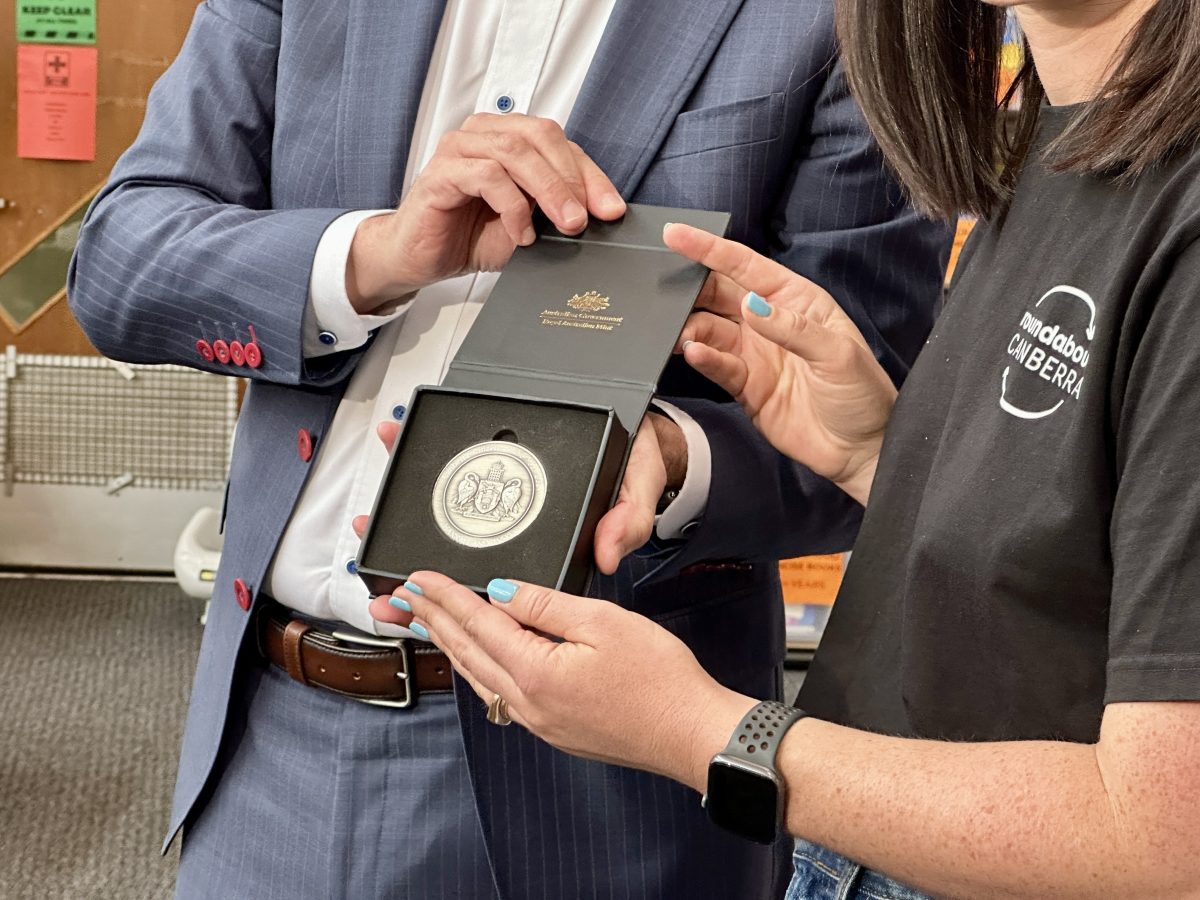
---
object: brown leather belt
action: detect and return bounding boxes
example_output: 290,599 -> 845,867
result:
257,600 -> 452,708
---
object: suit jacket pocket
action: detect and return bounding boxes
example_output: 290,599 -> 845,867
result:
656,91 -> 785,161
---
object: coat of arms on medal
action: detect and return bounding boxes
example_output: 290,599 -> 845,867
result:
432,441 -> 548,548
452,462 -> 523,520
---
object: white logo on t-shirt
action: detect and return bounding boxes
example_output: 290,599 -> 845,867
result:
999,285 -> 1095,420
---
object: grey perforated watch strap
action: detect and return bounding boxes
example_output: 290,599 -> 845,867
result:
721,701 -> 806,769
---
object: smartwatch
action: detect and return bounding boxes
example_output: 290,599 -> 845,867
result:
702,701 -> 806,844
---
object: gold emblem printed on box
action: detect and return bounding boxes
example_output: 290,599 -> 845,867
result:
541,290 -> 624,332
567,291 -> 610,312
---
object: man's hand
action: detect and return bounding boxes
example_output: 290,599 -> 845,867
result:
347,113 -> 626,312
592,413 -> 687,575
350,422 -> 414,626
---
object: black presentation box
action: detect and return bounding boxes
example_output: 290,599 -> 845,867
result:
356,203 -> 731,596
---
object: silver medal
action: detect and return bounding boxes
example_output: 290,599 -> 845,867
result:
432,440 -> 548,548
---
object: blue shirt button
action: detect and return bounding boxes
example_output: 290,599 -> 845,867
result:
495,94 -> 514,113
392,404 -> 407,420
318,330 -> 337,346
345,558 -> 358,575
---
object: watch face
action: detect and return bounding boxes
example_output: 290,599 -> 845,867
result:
706,758 -> 781,845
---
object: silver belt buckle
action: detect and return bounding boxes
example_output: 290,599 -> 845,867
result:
329,629 -> 415,709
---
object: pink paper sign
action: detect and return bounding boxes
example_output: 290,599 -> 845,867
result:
17,43 -> 97,161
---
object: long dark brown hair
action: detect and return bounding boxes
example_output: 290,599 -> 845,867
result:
836,0 -> 1200,220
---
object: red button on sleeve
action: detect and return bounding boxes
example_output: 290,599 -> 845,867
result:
233,578 -> 252,611
297,428 -> 314,462
213,340 -> 231,364
229,341 -> 246,366
196,340 -> 215,362
244,325 -> 263,369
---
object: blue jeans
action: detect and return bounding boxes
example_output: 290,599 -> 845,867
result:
787,839 -> 931,900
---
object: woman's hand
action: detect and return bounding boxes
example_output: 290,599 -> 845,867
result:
348,113 -> 627,311
665,223 -> 897,505
368,572 -> 757,793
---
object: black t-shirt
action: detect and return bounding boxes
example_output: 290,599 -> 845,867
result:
799,106 -> 1200,743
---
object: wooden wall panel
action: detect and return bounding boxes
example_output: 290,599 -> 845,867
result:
0,0 -> 200,353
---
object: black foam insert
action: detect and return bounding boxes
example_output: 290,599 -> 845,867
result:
359,390 -> 614,592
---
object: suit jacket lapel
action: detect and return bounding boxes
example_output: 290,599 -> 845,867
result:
567,0 -> 749,196
336,0 -> 448,208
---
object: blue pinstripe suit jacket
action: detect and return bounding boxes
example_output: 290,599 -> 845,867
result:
69,0 -> 950,896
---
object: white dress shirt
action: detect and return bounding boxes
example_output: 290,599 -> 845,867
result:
268,0 -> 710,635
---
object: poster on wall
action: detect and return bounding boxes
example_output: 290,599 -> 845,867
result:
16,0 -> 97,44
16,44 -> 97,161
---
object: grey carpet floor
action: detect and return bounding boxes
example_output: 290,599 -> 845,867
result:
0,578 -> 204,900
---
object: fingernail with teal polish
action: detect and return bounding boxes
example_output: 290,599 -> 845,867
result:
487,578 -> 519,603
389,596 -> 412,613
410,622 -> 430,640
747,292 -> 772,317
402,580 -> 424,596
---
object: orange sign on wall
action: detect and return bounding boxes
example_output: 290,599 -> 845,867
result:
944,217 -> 977,286
779,554 -> 845,606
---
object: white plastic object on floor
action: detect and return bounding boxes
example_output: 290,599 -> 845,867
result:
174,506 -> 224,601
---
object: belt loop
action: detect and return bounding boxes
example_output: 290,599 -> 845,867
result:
282,619 -> 312,685
835,861 -> 866,900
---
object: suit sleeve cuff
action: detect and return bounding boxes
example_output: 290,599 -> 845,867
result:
305,209 -> 411,358
650,399 -> 710,540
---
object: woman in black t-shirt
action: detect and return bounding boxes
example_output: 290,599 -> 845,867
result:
370,0 -> 1200,897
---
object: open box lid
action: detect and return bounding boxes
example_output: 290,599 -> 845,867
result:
443,203 -> 731,433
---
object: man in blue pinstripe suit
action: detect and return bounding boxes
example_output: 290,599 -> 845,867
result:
68,0 -> 949,897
